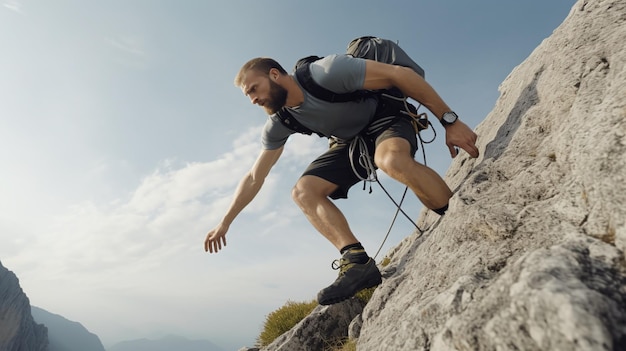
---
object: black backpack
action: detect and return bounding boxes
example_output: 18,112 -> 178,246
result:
276,36 -> 428,137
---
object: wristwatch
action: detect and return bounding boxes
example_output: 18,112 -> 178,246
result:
440,111 -> 459,127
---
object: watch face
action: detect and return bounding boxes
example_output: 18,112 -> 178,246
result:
443,112 -> 458,123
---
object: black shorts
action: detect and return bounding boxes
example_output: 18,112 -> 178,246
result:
301,116 -> 417,200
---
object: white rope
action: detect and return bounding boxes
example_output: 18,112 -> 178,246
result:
346,95 -> 437,259
348,135 -> 377,183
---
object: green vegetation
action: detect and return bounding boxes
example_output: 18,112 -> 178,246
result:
355,286 -> 377,304
334,339 -> 357,351
324,337 -> 357,351
257,299 -> 318,347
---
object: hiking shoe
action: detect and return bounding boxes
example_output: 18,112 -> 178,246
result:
317,250 -> 382,305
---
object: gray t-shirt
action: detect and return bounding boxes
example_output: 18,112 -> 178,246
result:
261,54 -> 378,150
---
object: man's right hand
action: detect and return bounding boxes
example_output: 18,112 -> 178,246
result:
204,223 -> 229,253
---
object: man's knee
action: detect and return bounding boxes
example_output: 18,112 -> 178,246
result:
291,179 -> 308,206
376,151 -> 413,177
291,176 -> 335,206
375,138 -> 414,175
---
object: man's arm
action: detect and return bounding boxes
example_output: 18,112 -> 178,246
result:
204,146 -> 284,253
362,60 -> 479,158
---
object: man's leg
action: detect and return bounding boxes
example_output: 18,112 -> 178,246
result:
294,147 -> 382,305
291,175 -> 359,251
374,136 -> 453,211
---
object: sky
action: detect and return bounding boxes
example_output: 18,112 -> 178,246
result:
0,1 -> 575,350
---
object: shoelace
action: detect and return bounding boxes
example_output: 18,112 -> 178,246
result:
331,258 -> 352,275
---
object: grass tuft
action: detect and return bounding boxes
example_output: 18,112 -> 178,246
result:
329,338 -> 357,351
257,299 -> 318,347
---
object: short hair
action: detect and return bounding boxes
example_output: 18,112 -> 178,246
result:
234,57 -> 288,87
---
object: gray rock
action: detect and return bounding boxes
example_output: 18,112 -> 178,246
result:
261,298 -> 363,351
348,313 -> 363,340
0,260 -> 48,351
356,0 -> 626,350
430,235 -> 625,350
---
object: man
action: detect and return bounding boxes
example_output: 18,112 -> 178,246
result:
204,53 -> 479,305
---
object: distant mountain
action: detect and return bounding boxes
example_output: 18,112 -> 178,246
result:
107,334 -> 224,351
0,261 -> 48,351
31,306 -> 105,351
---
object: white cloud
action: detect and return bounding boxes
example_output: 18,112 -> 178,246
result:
2,124 -> 337,347
47,136 -> 259,265
282,133 -> 327,160
5,124 -> 329,291
106,35 -> 145,56
3,0 -> 22,13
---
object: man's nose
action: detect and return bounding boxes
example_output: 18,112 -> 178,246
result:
249,94 -> 259,105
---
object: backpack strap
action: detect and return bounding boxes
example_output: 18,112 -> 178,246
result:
294,60 -> 371,103
275,107 -> 325,138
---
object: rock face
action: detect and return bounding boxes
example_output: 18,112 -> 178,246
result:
261,0 -> 626,350
357,0 -> 626,350
0,261 -> 48,351
259,299 -> 363,351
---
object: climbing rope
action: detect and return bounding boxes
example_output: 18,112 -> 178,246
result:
347,95 -> 438,259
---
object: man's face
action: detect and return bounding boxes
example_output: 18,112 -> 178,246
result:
242,71 -> 287,115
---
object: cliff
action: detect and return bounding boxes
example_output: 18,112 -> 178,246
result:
256,0 -> 626,350
0,261 -> 48,351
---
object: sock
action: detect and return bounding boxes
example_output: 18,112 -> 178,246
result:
432,204 -> 449,216
340,242 -> 364,254
340,242 -> 369,264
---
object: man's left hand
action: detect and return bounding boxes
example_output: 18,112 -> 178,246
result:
445,121 -> 479,158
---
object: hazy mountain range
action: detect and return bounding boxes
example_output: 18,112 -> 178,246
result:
31,306 -> 105,351
107,335 -> 224,351
31,306 -> 224,351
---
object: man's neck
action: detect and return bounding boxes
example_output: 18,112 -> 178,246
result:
284,75 -> 304,108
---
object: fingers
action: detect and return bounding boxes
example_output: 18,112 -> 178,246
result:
211,236 -> 226,253
450,142 -> 479,158
204,233 -> 227,253
448,145 -> 459,158
446,123 -> 479,158
213,236 -> 226,253
467,144 -> 480,158
207,236 -> 219,253
461,135 -> 480,158
465,132 -> 480,158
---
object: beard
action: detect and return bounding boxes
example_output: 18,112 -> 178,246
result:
263,79 -> 288,115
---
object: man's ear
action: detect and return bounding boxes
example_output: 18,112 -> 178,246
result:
268,68 -> 280,81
